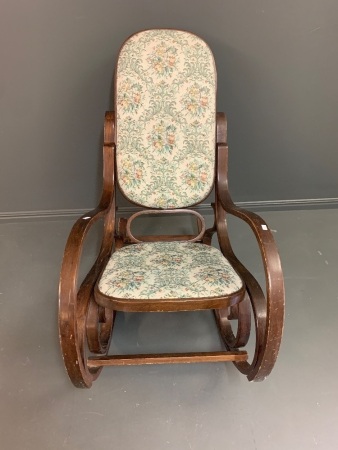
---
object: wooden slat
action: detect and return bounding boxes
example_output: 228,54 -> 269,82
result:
133,234 -> 198,242
87,351 -> 248,368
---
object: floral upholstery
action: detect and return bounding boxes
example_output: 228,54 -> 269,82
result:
116,29 -> 217,209
98,242 -> 243,300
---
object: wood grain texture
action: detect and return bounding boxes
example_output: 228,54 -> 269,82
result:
126,208 -> 206,243
58,113 -> 116,388
212,113 -> 285,381
87,351 -> 248,368
94,286 -> 246,312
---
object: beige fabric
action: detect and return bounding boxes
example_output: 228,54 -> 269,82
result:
98,242 -> 243,300
116,29 -> 217,208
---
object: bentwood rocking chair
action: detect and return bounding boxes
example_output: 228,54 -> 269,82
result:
59,29 -> 285,388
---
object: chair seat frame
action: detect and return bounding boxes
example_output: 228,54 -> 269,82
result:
58,111 -> 285,388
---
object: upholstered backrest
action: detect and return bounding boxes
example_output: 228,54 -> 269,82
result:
115,29 -> 217,209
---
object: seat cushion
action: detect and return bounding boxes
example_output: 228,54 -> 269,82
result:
98,242 -> 243,300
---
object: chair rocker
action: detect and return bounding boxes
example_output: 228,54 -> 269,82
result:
59,29 -> 285,388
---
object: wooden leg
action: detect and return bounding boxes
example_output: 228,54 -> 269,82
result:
214,292 -> 251,349
87,301 -> 115,354
59,271 -> 115,388
215,279 -> 283,382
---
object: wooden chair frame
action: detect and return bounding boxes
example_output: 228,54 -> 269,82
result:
59,111 -> 285,388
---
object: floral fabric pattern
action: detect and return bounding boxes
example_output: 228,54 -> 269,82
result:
116,29 -> 216,208
98,242 -> 243,300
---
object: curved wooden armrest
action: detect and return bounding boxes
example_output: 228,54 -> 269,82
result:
59,208 -> 115,331
59,113 -> 116,316
217,143 -> 284,289
60,207 -> 107,286
58,113 -> 116,387
221,194 -> 283,277
216,143 -> 285,381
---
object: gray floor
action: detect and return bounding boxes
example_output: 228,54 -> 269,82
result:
1,209 -> 338,450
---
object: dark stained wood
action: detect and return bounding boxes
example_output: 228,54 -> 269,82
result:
87,351 -> 248,368
86,300 -> 116,354
130,234 -> 200,242
212,114 -> 285,381
216,111 -> 227,144
126,208 -> 206,243
214,294 -> 251,349
94,286 -> 246,312
58,112 -> 116,388
59,32 -> 285,388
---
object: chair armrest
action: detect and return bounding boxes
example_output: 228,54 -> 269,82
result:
61,208 -> 107,278
216,143 -> 285,381
217,143 -> 283,286
58,112 -> 116,387
59,207 -> 112,319
220,195 -> 282,274
59,112 -> 116,313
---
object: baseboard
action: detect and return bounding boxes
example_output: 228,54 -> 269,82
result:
0,209 -> 89,222
237,197 -> 338,211
1,198 -> 338,222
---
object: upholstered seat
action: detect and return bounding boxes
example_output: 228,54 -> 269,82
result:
98,241 -> 243,300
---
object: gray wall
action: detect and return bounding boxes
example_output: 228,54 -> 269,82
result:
1,0 -> 338,214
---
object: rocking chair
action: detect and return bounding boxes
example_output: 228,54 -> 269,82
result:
59,29 -> 285,388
